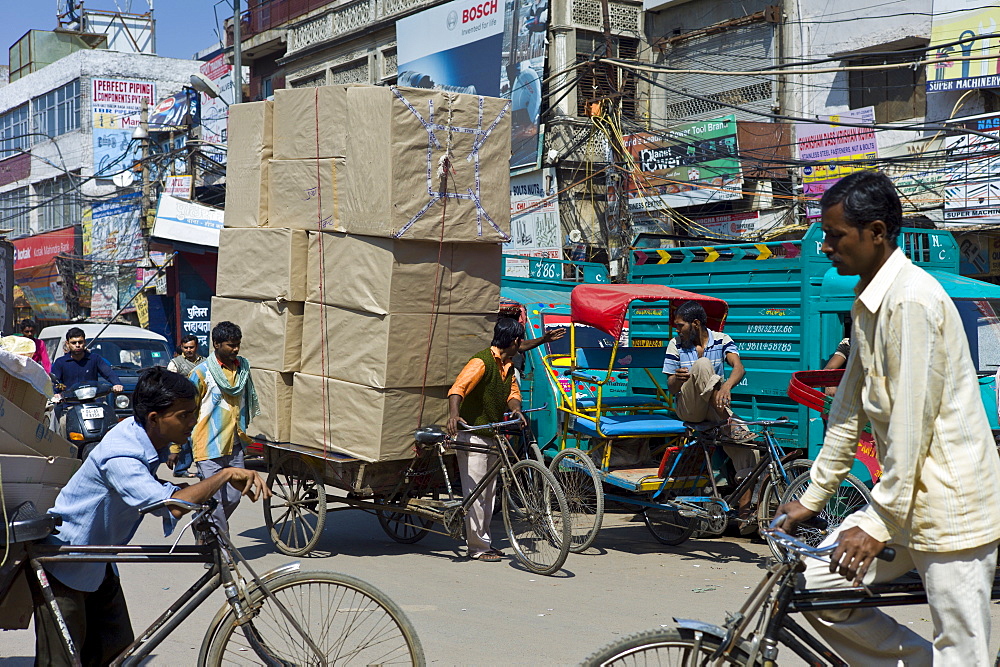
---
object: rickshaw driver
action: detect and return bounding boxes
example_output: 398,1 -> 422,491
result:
663,300 -> 756,467
446,318 -> 528,562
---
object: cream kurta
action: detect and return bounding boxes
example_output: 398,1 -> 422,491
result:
801,247 -> 1000,552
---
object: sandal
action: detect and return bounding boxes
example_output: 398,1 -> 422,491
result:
472,549 -> 503,562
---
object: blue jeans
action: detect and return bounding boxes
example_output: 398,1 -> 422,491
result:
157,440 -> 194,476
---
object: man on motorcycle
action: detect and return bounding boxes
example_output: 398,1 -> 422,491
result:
50,327 -> 124,437
51,327 -> 124,395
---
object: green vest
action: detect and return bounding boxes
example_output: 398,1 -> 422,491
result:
459,349 -> 515,426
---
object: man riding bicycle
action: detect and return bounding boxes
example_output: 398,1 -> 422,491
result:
777,171 -> 1000,665
29,367 -> 270,665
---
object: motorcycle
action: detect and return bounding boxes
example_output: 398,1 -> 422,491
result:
55,381 -> 119,460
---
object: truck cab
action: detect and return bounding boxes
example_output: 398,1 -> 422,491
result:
627,224 -> 1000,482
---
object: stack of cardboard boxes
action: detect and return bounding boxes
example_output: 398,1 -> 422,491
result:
214,85 -> 511,462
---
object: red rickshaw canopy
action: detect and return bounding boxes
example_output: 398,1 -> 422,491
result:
570,284 -> 728,340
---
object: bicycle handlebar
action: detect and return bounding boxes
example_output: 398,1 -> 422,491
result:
739,417 -> 791,427
457,405 -> 547,433
766,514 -> 896,562
139,498 -> 215,516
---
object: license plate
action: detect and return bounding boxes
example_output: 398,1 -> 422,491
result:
81,407 -> 104,420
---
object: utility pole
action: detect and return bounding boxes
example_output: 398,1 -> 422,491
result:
233,0 -> 243,104
139,100 -> 151,232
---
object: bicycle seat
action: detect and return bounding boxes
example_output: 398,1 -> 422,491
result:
414,425 -> 449,445
1,501 -> 59,545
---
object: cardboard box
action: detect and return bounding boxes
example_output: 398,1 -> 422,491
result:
291,373 -> 449,461
342,85 -> 511,243
247,368 -> 293,443
273,86 -> 348,160
268,158 -> 348,231
210,298 -> 304,373
0,396 -> 76,458
300,303 -> 494,388
306,232 -> 501,315
0,454 -> 81,512
224,101 -> 273,227
0,368 -> 47,422
217,228 -> 309,302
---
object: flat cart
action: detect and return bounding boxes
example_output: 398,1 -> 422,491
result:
261,412 -> 573,575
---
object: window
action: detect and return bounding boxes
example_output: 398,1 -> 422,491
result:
32,79 -> 81,141
0,187 -> 32,237
0,105 -> 30,159
848,51 -> 926,123
36,175 -> 81,232
576,32 -> 639,119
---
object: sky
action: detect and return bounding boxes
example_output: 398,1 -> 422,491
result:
2,0 -> 229,65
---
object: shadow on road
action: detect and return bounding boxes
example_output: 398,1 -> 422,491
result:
0,658 -> 34,666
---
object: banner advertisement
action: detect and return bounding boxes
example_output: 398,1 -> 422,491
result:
797,107 -> 877,217
928,1 -> 1000,93
942,113 -> 1000,222
148,88 -> 200,133
151,194 -> 224,247
199,54 -> 234,165
90,193 -> 144,262
505,168 -> 561,259
13,228 -> 77,269
90,274 -> 118,320
690,211 -> 762,238
623,115 -> 743,213
92,78 -> 156,178
879,136 -> 948,213
396,0 -> 548,170
956,233 -> 1000,277
165,175 -> 193,198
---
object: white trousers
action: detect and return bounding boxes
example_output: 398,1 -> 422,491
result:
800,511 -> 998,666
455,432 -> 499,558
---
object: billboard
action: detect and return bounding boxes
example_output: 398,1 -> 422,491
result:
90,193 -> 144,263
91,78 -> 156,177
148,88 -> 200,133
928,1 -> 1000,93
623,115 -> 743,212
13,227 -> 77,269
396,0 -> 548,170
199,54 -> 235,165
152,194 -> 224,247
942,113 -> 1000,222
505,168 -> 561,259
797,107 -> 877,217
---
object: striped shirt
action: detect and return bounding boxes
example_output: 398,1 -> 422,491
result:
189,360 -> 251,462
662,329 -> 738,377
800,248 -> 1000,552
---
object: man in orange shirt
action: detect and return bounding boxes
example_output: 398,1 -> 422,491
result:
446,318 -> 527,562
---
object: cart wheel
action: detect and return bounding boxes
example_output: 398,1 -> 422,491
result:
549,448 -> 604,552
643,506 -> 696,546
264,453 -> 327,556
377,496 -> 434,544
756,458 -> 813,547
502,459 -> 572,575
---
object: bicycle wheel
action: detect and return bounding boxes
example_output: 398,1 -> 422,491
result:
501,459 -> 572,575
263,454 -> 327,557
582,627 -> 757,666
377,496 -> 435,544
549,448 -> 604,552
757,458 -> 814,558
642,505 -> 696,546
202,571 -> 425,666
779,469 -> 873,549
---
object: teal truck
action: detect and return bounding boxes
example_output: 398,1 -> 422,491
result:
626,223 -> 1000,481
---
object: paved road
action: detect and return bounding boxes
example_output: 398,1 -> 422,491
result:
4,494 -> 1000,665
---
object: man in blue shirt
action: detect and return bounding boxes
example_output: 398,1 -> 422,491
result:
29,367 -> 270,666
50,327 -> 124,395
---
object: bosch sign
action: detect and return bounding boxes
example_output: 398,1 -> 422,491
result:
462,0 -> 497,22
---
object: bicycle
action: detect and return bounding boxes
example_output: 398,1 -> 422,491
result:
580,515 -> 1000,667
1,498 -> 424,666
375,407 -> 572,575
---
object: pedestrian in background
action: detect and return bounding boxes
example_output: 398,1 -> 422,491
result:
164,334 -> 205,479
189,321 -> 259,534
19,318 -> 50,373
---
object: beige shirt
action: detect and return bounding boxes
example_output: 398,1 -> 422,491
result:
800,248 -> 1000,552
